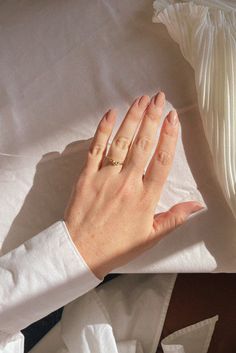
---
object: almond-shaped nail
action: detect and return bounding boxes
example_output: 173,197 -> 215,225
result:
154,91 -> 165,105
190,202 -> 206,214
138,95 -> 150,108
167,110 -> 178,125
106,109 -> 115,123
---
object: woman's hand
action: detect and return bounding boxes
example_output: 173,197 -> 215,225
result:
63,92 -> 204,279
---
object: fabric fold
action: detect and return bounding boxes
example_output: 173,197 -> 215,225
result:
153,0 -> 236,219
60,274 -> 177,353
161,315 -> 219,353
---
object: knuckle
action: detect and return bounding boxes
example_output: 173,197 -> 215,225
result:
156,149 -> 173,166
163,124 -> 178,137
175,215 -> 185,227
135,136 -> 152,151
153,218 -> 163,234
89,143 -> 104,157
168,211 -> 185,228
114,136 -> 130,150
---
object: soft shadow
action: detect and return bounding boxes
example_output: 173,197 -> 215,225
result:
2,138 -> 91,254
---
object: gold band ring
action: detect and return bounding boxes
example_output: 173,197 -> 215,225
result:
105,156 -> 124,166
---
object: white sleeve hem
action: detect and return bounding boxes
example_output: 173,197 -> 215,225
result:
0,221 -> 103,339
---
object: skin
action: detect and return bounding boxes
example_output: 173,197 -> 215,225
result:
63,91 -> 204,280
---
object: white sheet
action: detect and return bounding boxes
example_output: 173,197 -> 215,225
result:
0,0 -> 235,272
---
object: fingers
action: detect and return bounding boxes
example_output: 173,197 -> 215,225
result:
102,95 -> 150,171
148,201 -> 205,246
143,109 -> 179,205
123,92 -> 165,174
84,91 -> 165,177
85,109 -> 117,175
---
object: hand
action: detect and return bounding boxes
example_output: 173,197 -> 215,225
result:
63,92 -> 204,279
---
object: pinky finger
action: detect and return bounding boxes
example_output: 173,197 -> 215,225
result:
85,109 -> 117,175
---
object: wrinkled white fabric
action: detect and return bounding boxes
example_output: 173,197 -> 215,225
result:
29,272 -> 218,353
1,0 -> 236,274
0,221 -> 102,353
61,274 -> 176,353
153,0 -> 236,219
0,0 -> 221,273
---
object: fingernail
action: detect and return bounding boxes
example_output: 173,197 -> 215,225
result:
105,109 -> 111,119
154,91 -> 165,105
150,93 -> 157,105
167,110 -> 178,125
106,109 -> 115,123
191,202 -> 206,214
138,95 -> 150,108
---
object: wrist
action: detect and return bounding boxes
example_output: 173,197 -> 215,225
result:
75,239 -> 107,280
64,221 -> 108,280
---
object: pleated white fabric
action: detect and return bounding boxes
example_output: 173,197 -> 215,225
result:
153,0 -> 236,219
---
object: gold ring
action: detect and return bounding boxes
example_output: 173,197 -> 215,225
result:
105,156 -> 124,166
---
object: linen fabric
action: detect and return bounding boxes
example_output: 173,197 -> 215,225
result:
0,0 -> 236,273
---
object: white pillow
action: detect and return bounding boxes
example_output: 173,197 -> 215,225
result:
153,0 -> 236,219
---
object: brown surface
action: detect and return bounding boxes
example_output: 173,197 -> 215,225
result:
156,274 -> 236,353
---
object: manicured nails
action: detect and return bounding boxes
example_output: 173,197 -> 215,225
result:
138,95 -> 150,108
185,202 -> 206,220
154,91 -> 165,105
105,109 -> 116,123
150,91 -> 165,106
167,110 -> 178,125
190,202 -> 206,214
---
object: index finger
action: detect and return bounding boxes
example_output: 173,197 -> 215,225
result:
143,109 -> 179,204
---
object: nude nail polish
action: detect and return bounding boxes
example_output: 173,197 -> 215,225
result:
154,91 -> 165,104
138,95 -> 150,108
167,110 -> 178,125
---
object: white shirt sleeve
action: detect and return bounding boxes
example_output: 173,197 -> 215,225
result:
0,220 -> 103,353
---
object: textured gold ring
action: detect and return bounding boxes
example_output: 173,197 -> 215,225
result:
105,156 -> 124,166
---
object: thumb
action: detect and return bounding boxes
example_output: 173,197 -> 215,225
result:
149,201 -> 205,244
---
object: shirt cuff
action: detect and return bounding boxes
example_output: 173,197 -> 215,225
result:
0,221 -> 103,334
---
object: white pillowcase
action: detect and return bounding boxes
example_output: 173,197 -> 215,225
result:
153,0 -> 236,219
